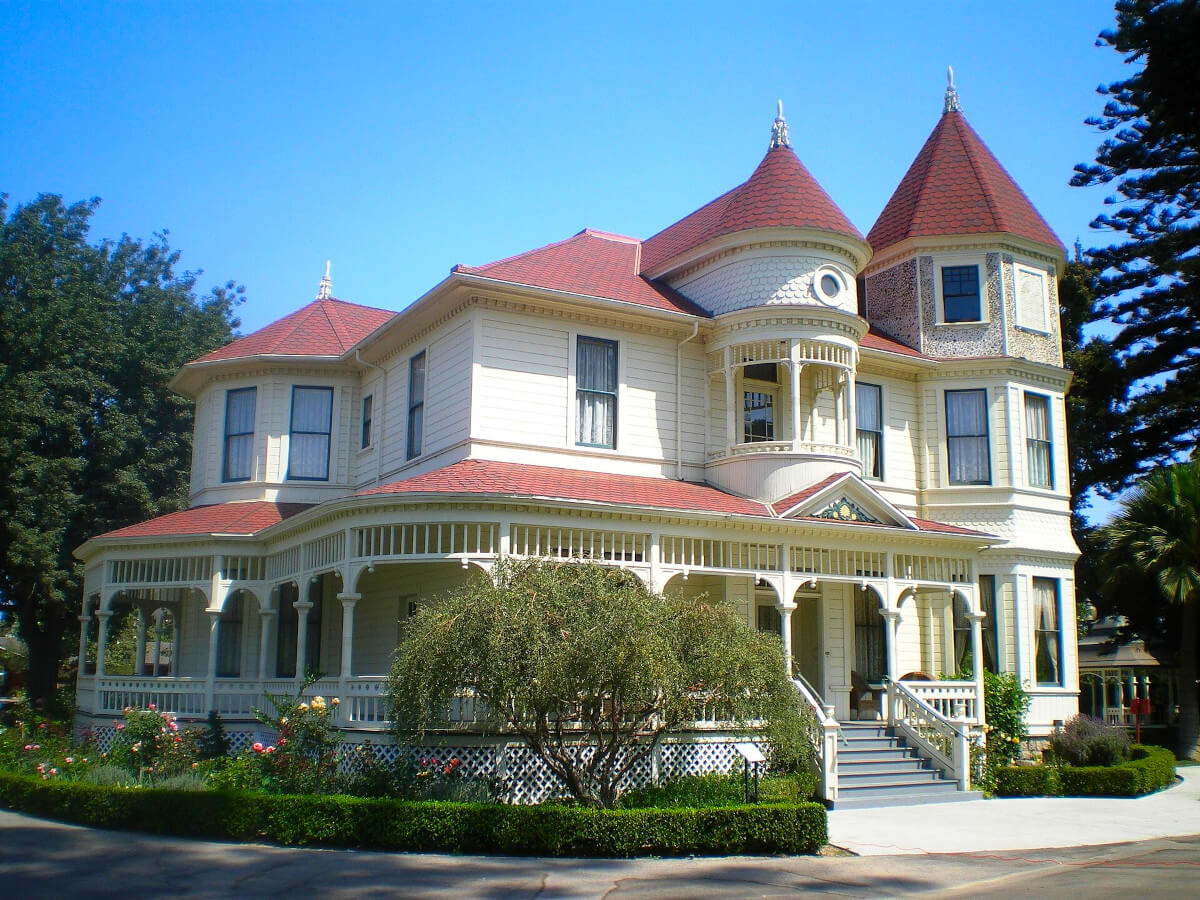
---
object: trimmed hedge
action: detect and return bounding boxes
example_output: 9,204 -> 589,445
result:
0,772 -> 826,856
994,745 -> 1176,798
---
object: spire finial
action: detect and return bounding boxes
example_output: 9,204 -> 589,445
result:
770,99 -> 790,149
944,65 -> 961,113
316,259 -> 332,300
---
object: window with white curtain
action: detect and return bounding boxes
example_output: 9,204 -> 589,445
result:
215,591 -> 243,678
288,386 -> 333,480
407,352 -> 425,460
946,389 -> 990,485
1025,392 -> 1053,488
1034,577 -> 1062,685
856,382 -> 883,479
222,387 -> 256,482
576,337 -> 617,448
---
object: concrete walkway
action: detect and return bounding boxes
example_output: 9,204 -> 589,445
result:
828,767 -> 1200,856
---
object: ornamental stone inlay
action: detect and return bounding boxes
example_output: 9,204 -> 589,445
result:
814,496 -> 880,523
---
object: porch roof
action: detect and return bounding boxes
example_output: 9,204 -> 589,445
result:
95,501 -> 314,539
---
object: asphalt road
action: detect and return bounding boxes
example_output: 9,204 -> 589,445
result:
3,808 -> 1199,898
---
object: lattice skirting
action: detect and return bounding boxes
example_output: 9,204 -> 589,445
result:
74,715 -> 762,804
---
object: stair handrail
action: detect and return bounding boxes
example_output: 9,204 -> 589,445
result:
884,677 -> 972,791
791,675 -> 839,803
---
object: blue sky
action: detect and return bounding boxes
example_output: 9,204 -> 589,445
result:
4,1 -> 1128,515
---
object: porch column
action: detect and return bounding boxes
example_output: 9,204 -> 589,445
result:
204,610 -> 221,713
337,592 -> 360,678
293,599 -> 313,685
789,356 -> 803,445
133,608 -> 147,677
846,369 -> 857,451
152,610 -> 164,677
776,601 -> 797,676
257,608 -> 276,681
969,611 -> 987,726
77,604 -> 92,677
724,357 -> 737,449
94,609 -> 113,678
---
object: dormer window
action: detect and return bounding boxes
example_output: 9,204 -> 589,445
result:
941,264 -> 982,322
222,387 -> 256,482
288,386 -> 333,480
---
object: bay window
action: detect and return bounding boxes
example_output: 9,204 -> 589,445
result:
1034,577 -> 1062,686
222,387 -> 256,482
946,389 -> 990,485
1025,392 -> 1053,488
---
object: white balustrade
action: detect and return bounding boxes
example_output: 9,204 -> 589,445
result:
903,680 -> 980,724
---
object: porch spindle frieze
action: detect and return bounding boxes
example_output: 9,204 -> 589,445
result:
659,537 -> 780,572
892,553 -> 971,584
789,546 -> 886,580
353,522 -> 499,559
509,525 -> 647,562
107,555 -> 212,587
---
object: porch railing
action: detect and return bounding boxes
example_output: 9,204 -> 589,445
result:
902,680 -> 980,724
792,675 -> 840,803
886,678 -> 972,790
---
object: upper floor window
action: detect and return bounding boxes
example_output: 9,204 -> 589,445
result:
222,387 -> 256,482
742,363 -> 777,444
1034,577 -> 1062,686
1024,392 -> 1053,488
1015,265 -> 1049,332
361,394 -> 374,449
941,264 -> 982,323
407,352 -> 425,460
577,337 -> 617,448
288,386 -> 333,480
856,382 -> 883,479
946,389 -> 990,485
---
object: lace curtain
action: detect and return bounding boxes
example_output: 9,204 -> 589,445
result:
947,390 -> 989,484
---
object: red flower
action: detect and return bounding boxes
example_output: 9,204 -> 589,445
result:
252,742 -> 264,753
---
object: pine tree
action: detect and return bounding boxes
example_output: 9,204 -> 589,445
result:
1071,0 -> 1200,487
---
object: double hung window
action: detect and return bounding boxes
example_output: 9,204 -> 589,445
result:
856,382 -> 883,478
361,394 -> 373,449
742,363 -> 777,444
288,386 -> 333,480
407,352 -> 425,460
1034,578 -> 1062,686
1025,393 -> 1053,488
946,389 -> 990,485
222,388 -> 256,482
576,337 -> 617,448
941,264 -> 982,322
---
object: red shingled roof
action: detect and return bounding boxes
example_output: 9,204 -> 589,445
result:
867,110 -> 1063,254
454,230 -> 707,316
909,517 -> 988,536
98,501 -> 313,539
861,325 -> 924,358
192,298 -> 397,364
360,459 -> 770,516
640,146 -> 864,274
771,474 -> 846,516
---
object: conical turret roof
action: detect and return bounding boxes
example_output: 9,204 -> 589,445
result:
640,144 -> 865,274
867,109 -> 1063,254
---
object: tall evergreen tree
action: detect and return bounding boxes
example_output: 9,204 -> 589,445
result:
1071,0 -> 1200,489
0,194 -> 239,705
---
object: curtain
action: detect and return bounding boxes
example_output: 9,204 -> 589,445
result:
1025,394 -> 1052,487
947,390 -> 989,483
290,388 -> 332,479
854,589 -> 886,683
577,338 -> 616,446
979,575 -> 998,672
223,388 -> 256,480
408,352 -> 425,458
856,383 -> 882,476
953,594 -> 971,673
1034,578 -> 1061,685
276,584 -> 298,677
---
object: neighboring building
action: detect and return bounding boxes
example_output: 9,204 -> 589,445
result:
74,80 -> 1079,803
1078,615 -> 1178,736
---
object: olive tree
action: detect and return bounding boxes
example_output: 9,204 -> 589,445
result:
388,558 -> 813,808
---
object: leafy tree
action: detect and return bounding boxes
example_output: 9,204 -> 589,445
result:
1098,461 -> 1200,759
1071,0 -> 1200,492
0,194 -> 239,706
388,558 -> 814,808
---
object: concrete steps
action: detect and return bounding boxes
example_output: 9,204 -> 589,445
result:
833,722 -> 982,810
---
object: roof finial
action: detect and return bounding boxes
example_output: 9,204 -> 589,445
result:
944,66 -> 961,113
770,99 -> 790,149
316,260 -> 332,300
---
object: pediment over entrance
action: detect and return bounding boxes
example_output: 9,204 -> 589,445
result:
771,472 -> 918,530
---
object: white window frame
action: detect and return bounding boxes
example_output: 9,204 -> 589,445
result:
855,381 -> 884,480
360,393 -> 374,450
934,254 -> 988,325
286,385 -> 334,482
221,386 -> 257,483
740,363 -> 780,444
573,335 -> 619,450
407,351 -> 425,461
1024,391 -> 1054,489
1014,263 -> 1050,333
944,388 -> 992,486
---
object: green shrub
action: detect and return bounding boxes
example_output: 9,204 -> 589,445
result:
0,771 -> 826,856
994,745 -> 1175,798
75,764 -> 135,788
1048,715 -> 1131,767
994,765 -> 1058,796
620,771 -> 815,809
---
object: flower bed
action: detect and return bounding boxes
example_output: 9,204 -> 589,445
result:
994,745 -> 1176,797
0,771 -> 827,856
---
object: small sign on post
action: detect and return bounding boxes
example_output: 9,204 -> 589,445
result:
734,742 -> 765,804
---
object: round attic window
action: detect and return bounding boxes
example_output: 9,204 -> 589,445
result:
812,267 -> 846,305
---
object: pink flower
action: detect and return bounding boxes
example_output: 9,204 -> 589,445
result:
23,745 -> 31,751
38,723 -> 46,730
277,737 -> 287,746
169,722 -> 179,732
115,723 -> 125,731
49,768 -> 57,776
123,706 -> 131,713
31,744 -> 40,751
174,736 -> 182,744
265,746 -> 276,754
252,742 -> 264,753
64,757 -> 74,765
148,703 -> 156,711
35,764 -> 45,774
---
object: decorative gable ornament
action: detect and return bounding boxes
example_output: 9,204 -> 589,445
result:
814,496 -> 881,524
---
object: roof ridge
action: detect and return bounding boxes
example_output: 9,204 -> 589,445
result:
580,228 -> 641,244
